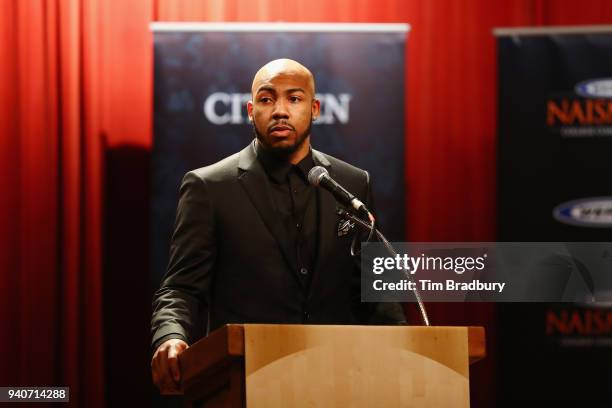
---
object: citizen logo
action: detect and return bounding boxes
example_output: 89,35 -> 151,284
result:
203,92 -> 352,125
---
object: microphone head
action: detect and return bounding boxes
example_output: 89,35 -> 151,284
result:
308,166 -> 329,186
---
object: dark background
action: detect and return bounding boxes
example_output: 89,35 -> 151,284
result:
497,33 -> 612,407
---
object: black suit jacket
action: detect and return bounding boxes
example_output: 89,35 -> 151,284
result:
151,142 -> 405,349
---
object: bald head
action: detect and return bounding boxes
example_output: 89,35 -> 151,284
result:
251,58 -> 316,97
246,58 -> 321,164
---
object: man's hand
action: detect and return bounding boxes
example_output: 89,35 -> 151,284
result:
151,338 -> 189,394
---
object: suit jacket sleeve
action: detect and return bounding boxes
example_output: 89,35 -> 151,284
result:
151,171 -> 217,349
357,171 -> 407,325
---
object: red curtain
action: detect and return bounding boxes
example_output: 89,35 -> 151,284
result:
0,0 -> 106,405
2,0 -> 612,406
0,1 -> 151,406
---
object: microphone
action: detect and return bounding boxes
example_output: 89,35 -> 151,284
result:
308,166 -> 369,214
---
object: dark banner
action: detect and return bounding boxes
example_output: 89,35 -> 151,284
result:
151,23 -> 408,283
496,28 -> 612,406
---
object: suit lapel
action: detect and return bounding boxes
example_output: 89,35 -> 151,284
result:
238,142 -> 298,274
311,150 -> 336,290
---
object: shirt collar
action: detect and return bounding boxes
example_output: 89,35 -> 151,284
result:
255,140 -> 315,184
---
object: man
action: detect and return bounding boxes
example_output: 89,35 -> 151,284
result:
151,59 -> 405,392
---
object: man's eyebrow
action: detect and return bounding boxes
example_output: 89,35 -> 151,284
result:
285,88 -> 306,94
255,86 -> 277,95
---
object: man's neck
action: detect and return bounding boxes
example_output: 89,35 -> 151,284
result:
287,136 -> 311,165
255,137 -> 311,165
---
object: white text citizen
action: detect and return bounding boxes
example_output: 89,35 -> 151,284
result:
203,92 -> 352,125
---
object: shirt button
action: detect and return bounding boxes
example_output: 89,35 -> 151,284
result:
299,267 -> 308,275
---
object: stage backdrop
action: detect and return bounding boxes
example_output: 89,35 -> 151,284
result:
151,23 -> 408,284
496,26 -> 612,407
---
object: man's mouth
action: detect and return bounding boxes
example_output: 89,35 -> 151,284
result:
269,124 -> 294,137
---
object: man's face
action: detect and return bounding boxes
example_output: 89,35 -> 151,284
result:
248,71 -> 320,156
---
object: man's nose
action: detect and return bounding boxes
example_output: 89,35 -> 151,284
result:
272,100 -> 289,119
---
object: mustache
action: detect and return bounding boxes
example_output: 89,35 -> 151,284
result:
267,121 -> 295,132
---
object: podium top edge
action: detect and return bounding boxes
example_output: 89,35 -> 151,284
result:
150,22 -> 411,33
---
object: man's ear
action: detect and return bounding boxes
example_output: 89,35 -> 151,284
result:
312,98 -> 321,120
247,100 -> 254,121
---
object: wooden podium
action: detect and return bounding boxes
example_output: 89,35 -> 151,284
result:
178,324 -> 485,408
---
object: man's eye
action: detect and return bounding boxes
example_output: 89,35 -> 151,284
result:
289,96 -> 302,103
259,97 -> 272,103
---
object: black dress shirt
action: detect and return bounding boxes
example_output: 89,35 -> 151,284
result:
255,141 -> 319,289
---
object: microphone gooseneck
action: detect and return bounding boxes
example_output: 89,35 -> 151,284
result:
309,165 -> 431,326
336,208 -> 431,327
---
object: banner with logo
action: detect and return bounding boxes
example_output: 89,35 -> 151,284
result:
495,27 -> 612,406
151,23 -> 408,283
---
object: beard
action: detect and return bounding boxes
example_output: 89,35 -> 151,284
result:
252,116 -> 312,158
